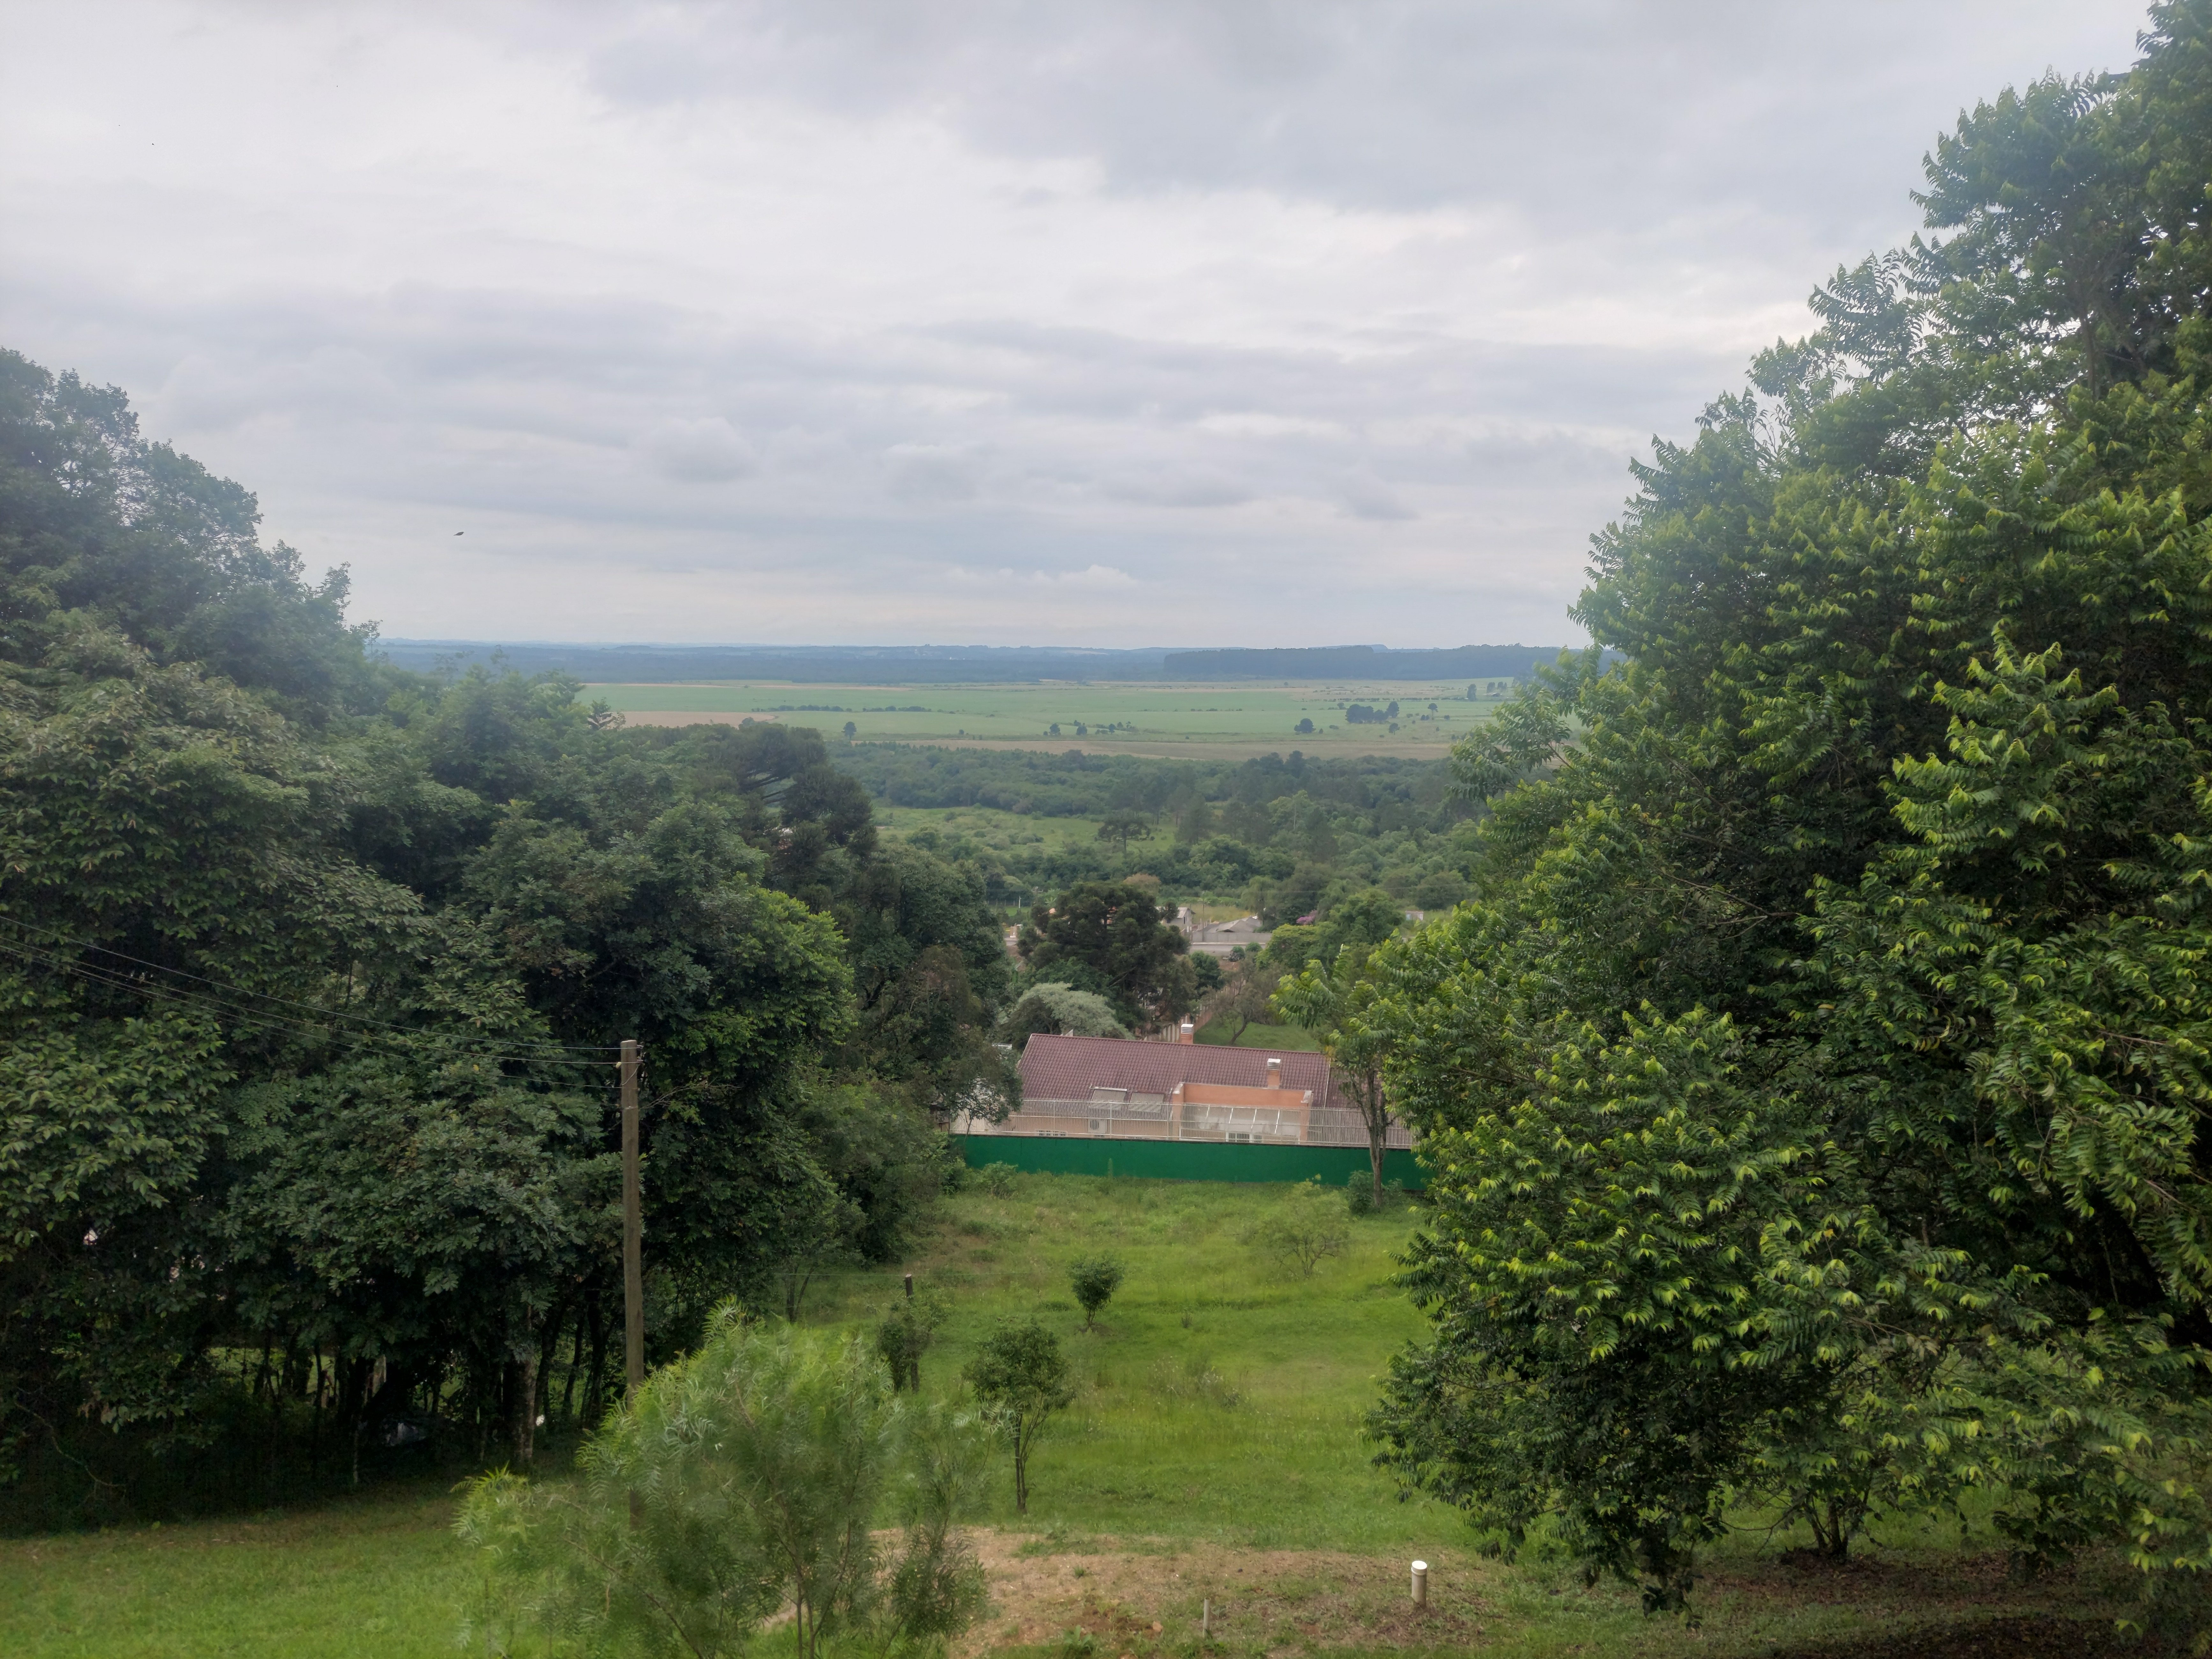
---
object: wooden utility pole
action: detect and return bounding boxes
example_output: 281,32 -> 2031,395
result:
621,1039 -> 643,1395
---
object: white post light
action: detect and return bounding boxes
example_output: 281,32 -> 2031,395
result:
1410,1560 -> 1428,1608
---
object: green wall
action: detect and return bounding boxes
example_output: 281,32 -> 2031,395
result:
956,1134 -> 1425,1188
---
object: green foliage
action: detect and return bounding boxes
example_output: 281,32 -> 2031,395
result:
977,1161 -> 1019,1197
1374,5 -> 2212,1619
999,981 -> 1129,1042
458,1312 -> 990,1658
1067,1255 -> 1125,1328
1017,881 -> 1195,1028
876,1284 -> 949,1392
0,347 -> 1011,1502
965,1317 -> 1074,1515
1246,1180 -> 1348,1278
1273,945 -> 1398,1206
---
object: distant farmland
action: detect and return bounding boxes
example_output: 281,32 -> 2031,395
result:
585,679 -> 1509,759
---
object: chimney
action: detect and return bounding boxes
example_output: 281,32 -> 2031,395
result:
1266,1057 -> 1282,1089
1179,1019 -> 1196,1044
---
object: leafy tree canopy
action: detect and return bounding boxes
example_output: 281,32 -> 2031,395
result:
1373,3 -> 2212,1624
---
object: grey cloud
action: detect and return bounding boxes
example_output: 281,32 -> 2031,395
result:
884,445 -> 984,503
638,415 -> 758,481
0,0 -> 2153,646
584,0 -> 2144,240
1338,473 -> 1415,523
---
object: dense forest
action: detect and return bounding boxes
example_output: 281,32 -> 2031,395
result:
840,744 -> 1483,923
1367,0 -> 2212,1627
0,370 -> 1052,1510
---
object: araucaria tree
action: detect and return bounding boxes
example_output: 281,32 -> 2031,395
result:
1371,2 -> 2212,1626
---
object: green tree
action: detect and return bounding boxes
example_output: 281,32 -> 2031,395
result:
1096,809 -> 1153,858
998,981 -> 1129,1041
1273,945 -> 1398,1208
1196,962 -> 1280,1046
965,1316 -> 1073,1514
1068,1255 -> 1124,1329
1017,881 -> 1194,1027
1373,5 -> 2212,1621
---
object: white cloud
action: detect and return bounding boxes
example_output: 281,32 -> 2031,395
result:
0,0 -> 2153,645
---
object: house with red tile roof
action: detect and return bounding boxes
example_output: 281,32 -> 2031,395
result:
961,1030 -> 1410,1150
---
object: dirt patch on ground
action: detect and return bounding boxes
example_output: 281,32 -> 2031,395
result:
955,1531 -> 2158,1659
960,1531 -> 1493,1657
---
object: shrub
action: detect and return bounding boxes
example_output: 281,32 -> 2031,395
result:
455,1310 -> 991,1659
876,1284 -> 949,1392
1067,1255 -> 1125,1328
979,1161 -> 1019,1197
1343,1170 -> 1375,1216
1248,1178 -> 1349,1277
1147,1351 -> 1242,1408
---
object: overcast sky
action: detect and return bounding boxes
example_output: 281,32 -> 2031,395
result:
0,1 -> 2153,648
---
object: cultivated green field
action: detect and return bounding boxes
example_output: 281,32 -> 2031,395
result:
0,1175 -> 2143,1659
587,681 -> 1501,759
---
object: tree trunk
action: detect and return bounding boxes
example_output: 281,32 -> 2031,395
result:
508,1350 -> 539,1469
1360,1071 -> 1389,1208
583,1287 -> 609,1426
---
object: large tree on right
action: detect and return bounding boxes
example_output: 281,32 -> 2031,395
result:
1371,0 -> 2212,1627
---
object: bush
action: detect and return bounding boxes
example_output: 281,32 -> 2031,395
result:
1067,1255 -> 1125,1328
1247,1179 -> 1349,1277
876,1285 -> 949,1391
979,1161 -> 1019,1197
1343,1170 -> 1375,1216
456,1311 -> 992,1659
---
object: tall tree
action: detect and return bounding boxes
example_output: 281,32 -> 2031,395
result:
1373,3 -> 2212,1622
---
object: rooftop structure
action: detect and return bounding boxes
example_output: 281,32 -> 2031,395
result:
964,1031 -> 1412,1151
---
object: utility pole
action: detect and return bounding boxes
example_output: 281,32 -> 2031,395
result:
621,1039 -> 643,1395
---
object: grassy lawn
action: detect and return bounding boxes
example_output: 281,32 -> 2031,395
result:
0,1486 -> 467,1659
587,680 -> 1497,759
0,1174 -> 2148,1658
1194,1017 -> 1321,1052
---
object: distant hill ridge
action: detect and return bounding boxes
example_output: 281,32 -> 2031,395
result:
375,641 -> 1571,684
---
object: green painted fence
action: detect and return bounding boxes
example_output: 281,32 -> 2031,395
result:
955,1134 -> 1424,1187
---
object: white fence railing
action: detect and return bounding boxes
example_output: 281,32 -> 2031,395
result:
960,1097 -> 1412,1150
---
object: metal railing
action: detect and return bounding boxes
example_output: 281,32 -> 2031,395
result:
960,1096 -> 1412,1150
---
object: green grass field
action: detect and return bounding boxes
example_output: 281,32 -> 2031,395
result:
587,681 -> 1500,759
0,1175 -> 2145,1659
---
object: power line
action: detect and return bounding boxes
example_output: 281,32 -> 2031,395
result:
0,915 -> 621,1054
0,916 -> 623,1057
0,936 -> 621,1073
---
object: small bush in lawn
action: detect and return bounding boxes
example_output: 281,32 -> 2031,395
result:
1148,1351 -> 1242,1408
1344,1171 -> 1375,1216
1068,1254 -> 1125,1328
1247,1178 -> 1349,1277
980,1162 -> 1019,1196
876,1284 -> 948,1391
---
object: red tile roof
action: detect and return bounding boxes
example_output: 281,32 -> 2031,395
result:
1017,1033 -> 1340,1110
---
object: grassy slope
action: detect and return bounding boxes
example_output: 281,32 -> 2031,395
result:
802,1174 -> 1435,1548
1,1175 -> 2143,1658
